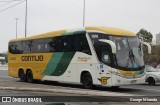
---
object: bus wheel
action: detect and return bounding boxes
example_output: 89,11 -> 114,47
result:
82,72 -> 93,89
26,70 -> 33,83
19,69 -> 26,82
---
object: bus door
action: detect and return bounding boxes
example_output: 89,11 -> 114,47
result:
99,44 -> 112,86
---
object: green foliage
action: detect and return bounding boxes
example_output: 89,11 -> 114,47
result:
143,45 -> 160,67
137,29 -> 153,43
137,28 -> 159,67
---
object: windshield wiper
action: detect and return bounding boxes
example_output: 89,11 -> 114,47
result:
129,49 -> 142,69
128,49 -> 135,68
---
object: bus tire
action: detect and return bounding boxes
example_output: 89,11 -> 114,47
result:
82,72 -> 93,89
19,69 -> 26,82
26,70 -> 33,83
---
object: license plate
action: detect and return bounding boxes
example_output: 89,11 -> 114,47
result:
131,80 -> 137,84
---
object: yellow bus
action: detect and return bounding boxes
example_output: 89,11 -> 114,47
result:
8,26 -> 151,88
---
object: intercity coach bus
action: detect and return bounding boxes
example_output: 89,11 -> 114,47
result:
8,26 -> 151,88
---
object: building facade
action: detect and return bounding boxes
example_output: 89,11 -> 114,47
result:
156,33 -> 160,45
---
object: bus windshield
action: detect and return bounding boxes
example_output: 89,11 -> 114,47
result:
89,33 -> 144,70
109,36 -> 144,69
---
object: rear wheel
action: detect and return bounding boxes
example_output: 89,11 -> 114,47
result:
26,70 -> 33,83
82,72 -> 93,89
148,77 -> 155,85
19,69 -> 26,82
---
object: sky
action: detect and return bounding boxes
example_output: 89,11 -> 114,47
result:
0,0 -> 160,52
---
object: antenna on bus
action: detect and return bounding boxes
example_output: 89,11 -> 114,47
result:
83,0 -> 85,27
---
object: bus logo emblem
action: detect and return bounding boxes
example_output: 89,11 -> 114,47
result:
98,77 -> 110,85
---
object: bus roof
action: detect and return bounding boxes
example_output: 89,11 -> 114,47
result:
10,30 -> 66,42
85,26 -> 136,36
10,26 -> 136,42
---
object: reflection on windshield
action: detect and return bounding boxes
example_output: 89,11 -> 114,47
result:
110,37 -> 131,68
109,36 -> 144,69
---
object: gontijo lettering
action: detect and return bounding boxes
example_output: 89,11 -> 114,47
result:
21,55 -> 43,61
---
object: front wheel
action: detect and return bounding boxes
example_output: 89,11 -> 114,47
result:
82,73 -> 93,89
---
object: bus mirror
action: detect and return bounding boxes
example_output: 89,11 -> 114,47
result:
141,42 -> 151,54
99,39 -> 116,54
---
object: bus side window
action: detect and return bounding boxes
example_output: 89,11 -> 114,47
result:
23,40 -> 31,54
32,39 -> 45,53
73,34 -> 91,55
9,42 -> 15,54
14,41 -> 23,54
73,35 -> 81,51
81,35 -> 91,55
55,37 -> 63,52
63,36 -> 73,52
45,36 -> 73,52
45,38 -> 53,52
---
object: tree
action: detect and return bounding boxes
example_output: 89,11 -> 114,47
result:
137,29 -> 153,43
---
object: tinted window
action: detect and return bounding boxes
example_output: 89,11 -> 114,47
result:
63,36 -> 73,52
73,34 -> 91,55
9,42 -> 15,54
14,41 -> 23,54
73,35 -> 81,51
54,37 -> 63,52
9,33 -> 91,55
89,33 -> 109,54
23,40 -> 31,54
9,42 -> 23,54
44,36 -> 73,52
31,39 -> 44,53
44,38 -> 53,52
